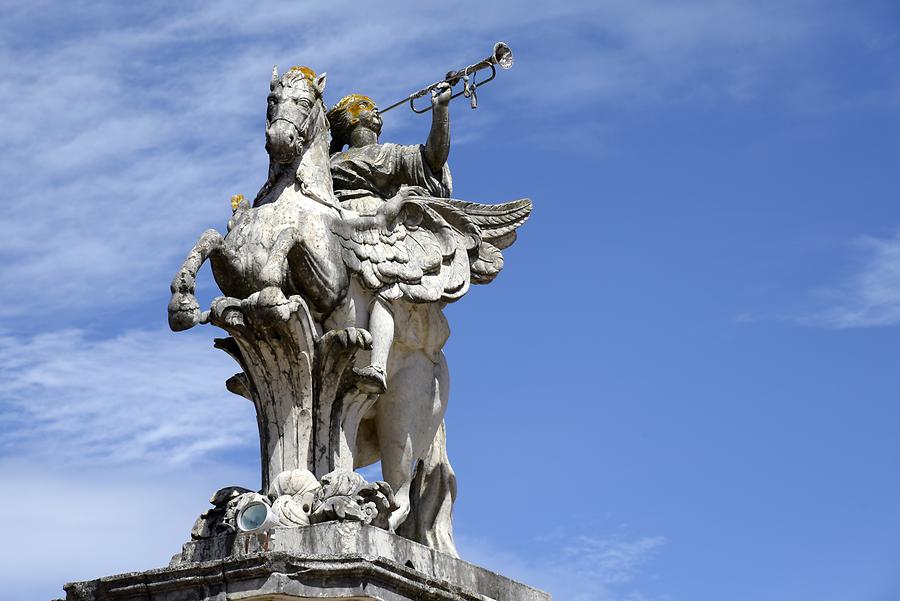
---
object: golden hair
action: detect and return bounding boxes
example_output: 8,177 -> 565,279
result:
327,94 -> 376,153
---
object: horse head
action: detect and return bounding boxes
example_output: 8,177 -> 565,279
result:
265,65 -> 328,165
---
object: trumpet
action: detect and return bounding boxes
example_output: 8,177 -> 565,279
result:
380,41 -> 514,114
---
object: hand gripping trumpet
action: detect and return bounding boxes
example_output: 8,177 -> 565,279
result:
380,41 -> 514,114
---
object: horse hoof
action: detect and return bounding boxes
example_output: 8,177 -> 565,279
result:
353,364 -> 387,394
254,286 -> 292,322
168,293 -> 201,331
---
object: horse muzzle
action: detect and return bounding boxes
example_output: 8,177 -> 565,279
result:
265,119 -> 302,164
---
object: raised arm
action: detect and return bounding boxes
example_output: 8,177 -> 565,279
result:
423,82 -> 451,174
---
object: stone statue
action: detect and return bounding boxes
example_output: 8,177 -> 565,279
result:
167,63 -> 531,559
326,85 -> 452,394
64,42 -> 553,601
325,85 -> 460,551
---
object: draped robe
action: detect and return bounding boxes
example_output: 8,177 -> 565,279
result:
330,143 -> 452,214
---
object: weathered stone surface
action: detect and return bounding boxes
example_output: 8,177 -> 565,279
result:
59,47 -> 545,601
64,523 -> 549,601
166,63 -> 532,557
193,468 -> 397,540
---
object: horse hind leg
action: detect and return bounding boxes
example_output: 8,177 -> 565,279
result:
394,353 -> 458,556
397,418 -> 459,557
168,229 -> 224,331
377,350 -> 449,534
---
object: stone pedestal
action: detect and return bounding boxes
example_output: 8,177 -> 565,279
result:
63,522 -> 550,601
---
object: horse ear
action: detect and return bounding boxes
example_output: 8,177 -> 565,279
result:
314,72 -> 327,96
270,65 -> 279,90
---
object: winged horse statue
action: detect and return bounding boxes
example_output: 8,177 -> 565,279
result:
167,65 -> 530,557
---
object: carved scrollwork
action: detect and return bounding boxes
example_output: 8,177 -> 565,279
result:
190,486 -> 254,539
269,469 -> 321,527
191,468 -> 396,538
309,469 -> 398,529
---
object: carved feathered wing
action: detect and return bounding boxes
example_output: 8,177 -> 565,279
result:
331,191 -> 532,303
441,197 -> 532,284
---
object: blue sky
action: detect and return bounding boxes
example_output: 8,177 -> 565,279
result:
1,1 -> 899,600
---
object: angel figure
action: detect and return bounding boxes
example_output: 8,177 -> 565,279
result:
326,84 -> 454,392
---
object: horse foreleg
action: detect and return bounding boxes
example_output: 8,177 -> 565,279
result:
168,229 -> 224,331
245,227 -> 302,323
287,214 -> 349,318
259,227 -> 299,289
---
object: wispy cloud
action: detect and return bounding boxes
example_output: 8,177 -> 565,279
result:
800,230 -> 900,328
458,528 -> 666,600
0,328 -> 255,465
1,1 -> 890,320
0,458 -> 258,600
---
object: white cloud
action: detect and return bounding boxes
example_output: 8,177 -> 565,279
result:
2,458 -> 663,601
0,327 -> 260,597
0,0 -> 887,320
0,328 -> 257,465
0,459 -> 258,600
458,529 -> 666,601
801,230 -> 900,328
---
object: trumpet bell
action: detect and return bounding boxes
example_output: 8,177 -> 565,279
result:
493,42 -> 514,70
380,41 -> 515,114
